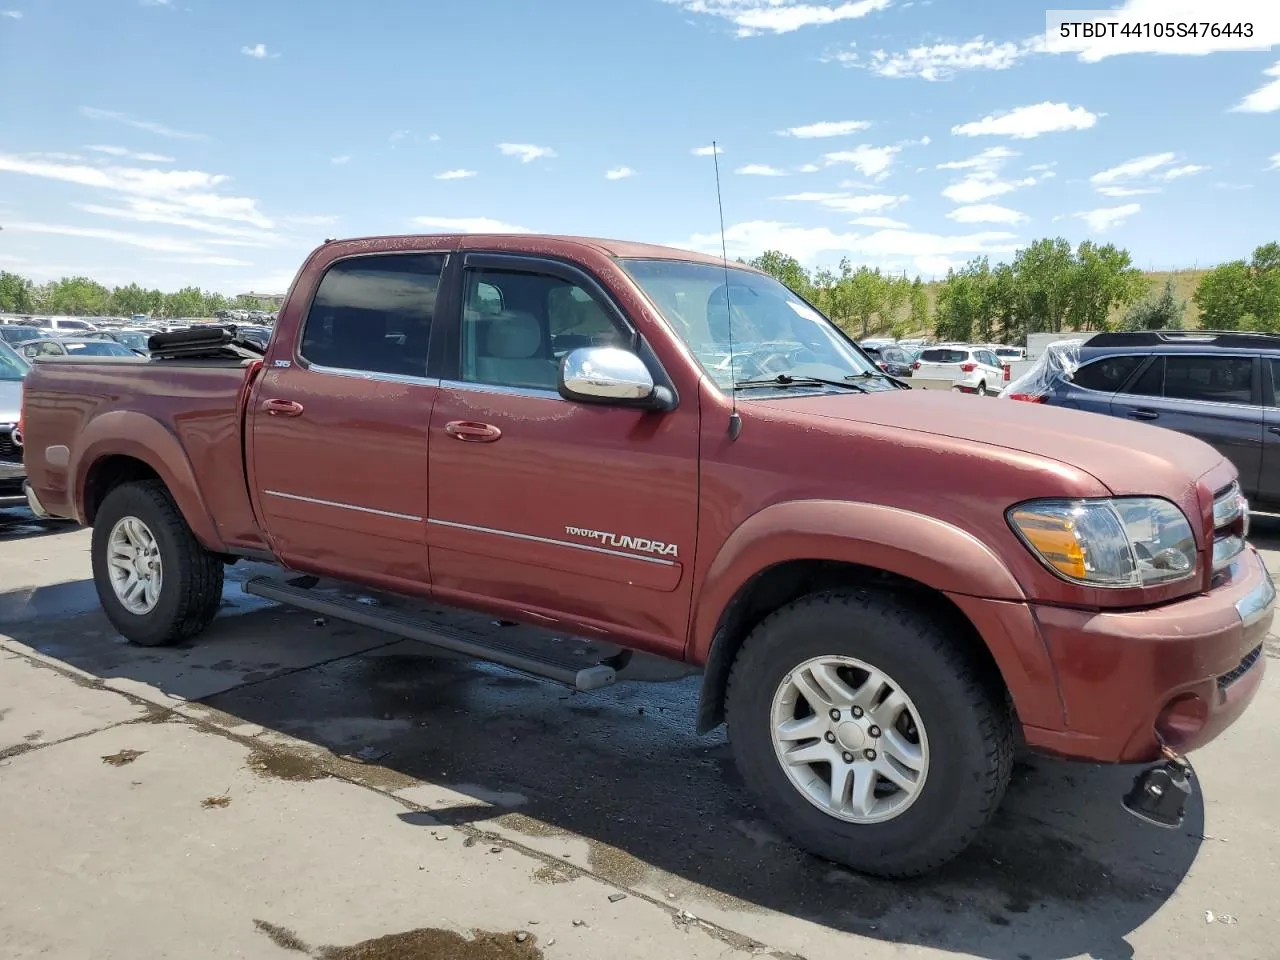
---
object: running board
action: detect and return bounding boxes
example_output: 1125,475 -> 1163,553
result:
242,577 -> 617,692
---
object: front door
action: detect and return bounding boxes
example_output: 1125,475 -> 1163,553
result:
248,248 -> 449,592
1109,353 -> 1263,498
425,252 -> 700,656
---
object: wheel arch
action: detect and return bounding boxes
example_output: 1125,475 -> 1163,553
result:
690,500 -> 1056,734
73,411 -> 226,551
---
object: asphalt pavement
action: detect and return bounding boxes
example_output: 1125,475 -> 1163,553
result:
0,506 -> 1277,959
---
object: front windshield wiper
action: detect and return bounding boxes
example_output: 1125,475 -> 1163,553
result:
735,374 -> 869,393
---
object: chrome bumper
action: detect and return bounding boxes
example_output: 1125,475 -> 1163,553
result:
0,459 -> 24,482
1236,553 -> 1276,629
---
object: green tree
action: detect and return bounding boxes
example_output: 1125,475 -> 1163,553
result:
1064,241 -> 1147,332
747,250 -> 813,297
1010,238 -> 1075,334
1193,243 -> 1280,331
1121,277 -> 1186,331
907,277 -> 929,332
41,277 -> 111,316
0,271 -> 35,313
162,286 -> 207,318
109,283 -> 157,317
934,258 -> 990,343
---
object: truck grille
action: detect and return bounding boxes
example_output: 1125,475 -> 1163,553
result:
1211,481 -> 1247,576
0,426 -> 19,464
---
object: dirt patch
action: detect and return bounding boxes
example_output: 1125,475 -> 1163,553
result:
318,929 -> 542,960
0,742 -> 35,761
532,863 -> 575,885
252,921 -> 543,960
586,840 -> 649,887
201,794 -> 231,809
253,920 -> 309,953
101,749 -> 144,766
246,747 -> 327,782
495,812 -> 569,839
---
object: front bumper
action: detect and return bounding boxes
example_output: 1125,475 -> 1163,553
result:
1023,547 -> 1273,763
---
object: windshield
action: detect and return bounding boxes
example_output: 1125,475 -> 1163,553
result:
63,340 -> 138,357
619,258 -> 881,392
0,341 -> 31,380
113,332 -> 151,351
0,326 -> 43,344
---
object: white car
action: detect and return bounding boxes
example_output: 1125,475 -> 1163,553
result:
913,344 -> 1007,396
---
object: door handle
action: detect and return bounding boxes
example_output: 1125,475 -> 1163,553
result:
263,398 -> 305,417
1269,426 -> 1280,437
445,420 -> 502,443
1128,409 -> 1159,421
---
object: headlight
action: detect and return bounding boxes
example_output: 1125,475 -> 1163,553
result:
1008,497 -> 1197,588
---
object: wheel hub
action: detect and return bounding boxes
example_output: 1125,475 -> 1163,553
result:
106,516 -> 164,616
770,655 -> 930,825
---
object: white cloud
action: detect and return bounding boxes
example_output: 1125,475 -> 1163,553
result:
331,155 -> 351,165
428,134 -> 441,142
435,169 -> 477,180
692,144 -> 724,156
280,214 -> 339,226
241,43 -> 274,59
822,144 -> 900,180
79,107 -> 206,141
155,255 -> 253,267
411,216 -> 530,233
778,120 -> 871,138
1269,153 -> 1280,170
850,216 -> 910,228
777,191 -> 908,213
1047,1 -> 1279,62
605,166 -> 637,180
1088,152 -> 1207,196
140,0 -> 171,5
840,37 -> 1039,81
497,142 -> 556,163
947,203 -> 1026,224
942,174 -> 1037,203
389,130 -> 410,145
4,221 -> 209,253
952,102 -> 1099,139
1076,203 -> 1141,232
663,0 -> 891,37
1232,61 -> 1280,113
797,163 -> 821,173
674,219 -> 1017,274
736,164 -> 787,176
1,10 -> 22,18
87,145 -> 176,163
73,203 -> 280,242
1162,163 -> 1208,179
1091,152 -> 1176,184
936,146 -> 1018,171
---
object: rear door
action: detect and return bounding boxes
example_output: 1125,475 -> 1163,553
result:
1054,353 -> 1147,413
247,246 -> 452,592
1257,358 -> 1280,508
1109,353 -> 1264,497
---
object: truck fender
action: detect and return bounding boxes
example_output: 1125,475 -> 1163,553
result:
690,500 -> 1061,732
71,410 -> 226,552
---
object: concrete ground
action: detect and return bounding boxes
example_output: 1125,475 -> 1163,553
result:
0,506 -> 1276,960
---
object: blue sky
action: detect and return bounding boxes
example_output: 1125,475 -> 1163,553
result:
0,0 -> 1278,294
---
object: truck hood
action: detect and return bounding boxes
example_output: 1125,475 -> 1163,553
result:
755,388 -> 1227,497
0,380 -> 20,423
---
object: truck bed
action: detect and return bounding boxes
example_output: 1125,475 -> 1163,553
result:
21,356 -> 265,551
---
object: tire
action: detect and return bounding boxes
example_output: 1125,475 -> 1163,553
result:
725,589 -> 1014,879
978,380 -> 987,396
91,479 -> 224,647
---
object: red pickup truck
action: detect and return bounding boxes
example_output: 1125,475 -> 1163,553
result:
19,233 -> 1272,877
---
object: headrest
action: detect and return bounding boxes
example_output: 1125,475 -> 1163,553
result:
485,311 -> 541,359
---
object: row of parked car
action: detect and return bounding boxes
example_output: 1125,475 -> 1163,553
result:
0,317 -> 274,360
859,338 -> 1026,395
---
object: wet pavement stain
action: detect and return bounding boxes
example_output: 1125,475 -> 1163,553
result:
252,920 -> 543,960
101,749 -> 144,766
245,747 -> 328,782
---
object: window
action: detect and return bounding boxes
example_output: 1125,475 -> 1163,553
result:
459,268 -> 627,391
300,253 -> 443,377
1125,357 -> 1164,396
978,350 -> 1001,368
919,348 -> 968,364
1163,355 -> 1253,405
1070,355 -> 1143,393
0,342 -> 29,381
1269,358 -> 1280,405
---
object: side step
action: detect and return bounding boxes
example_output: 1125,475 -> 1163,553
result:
243,577 -> 617,691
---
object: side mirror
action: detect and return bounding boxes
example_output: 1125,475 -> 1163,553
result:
558,346 -> 673,410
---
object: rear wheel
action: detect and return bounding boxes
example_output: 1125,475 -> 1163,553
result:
725,589 -> 1014,878
977,380 -> 988,396
91,480 -> 224,646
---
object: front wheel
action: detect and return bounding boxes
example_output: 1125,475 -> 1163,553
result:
725,590 -> 1014,878
91,480 -> 224,646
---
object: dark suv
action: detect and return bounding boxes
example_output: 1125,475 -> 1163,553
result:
1005,330 -> 1280,510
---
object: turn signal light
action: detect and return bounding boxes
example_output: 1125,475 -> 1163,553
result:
960,362 -> 976,373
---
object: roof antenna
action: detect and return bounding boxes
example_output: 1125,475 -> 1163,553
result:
712,140 -> 743,441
